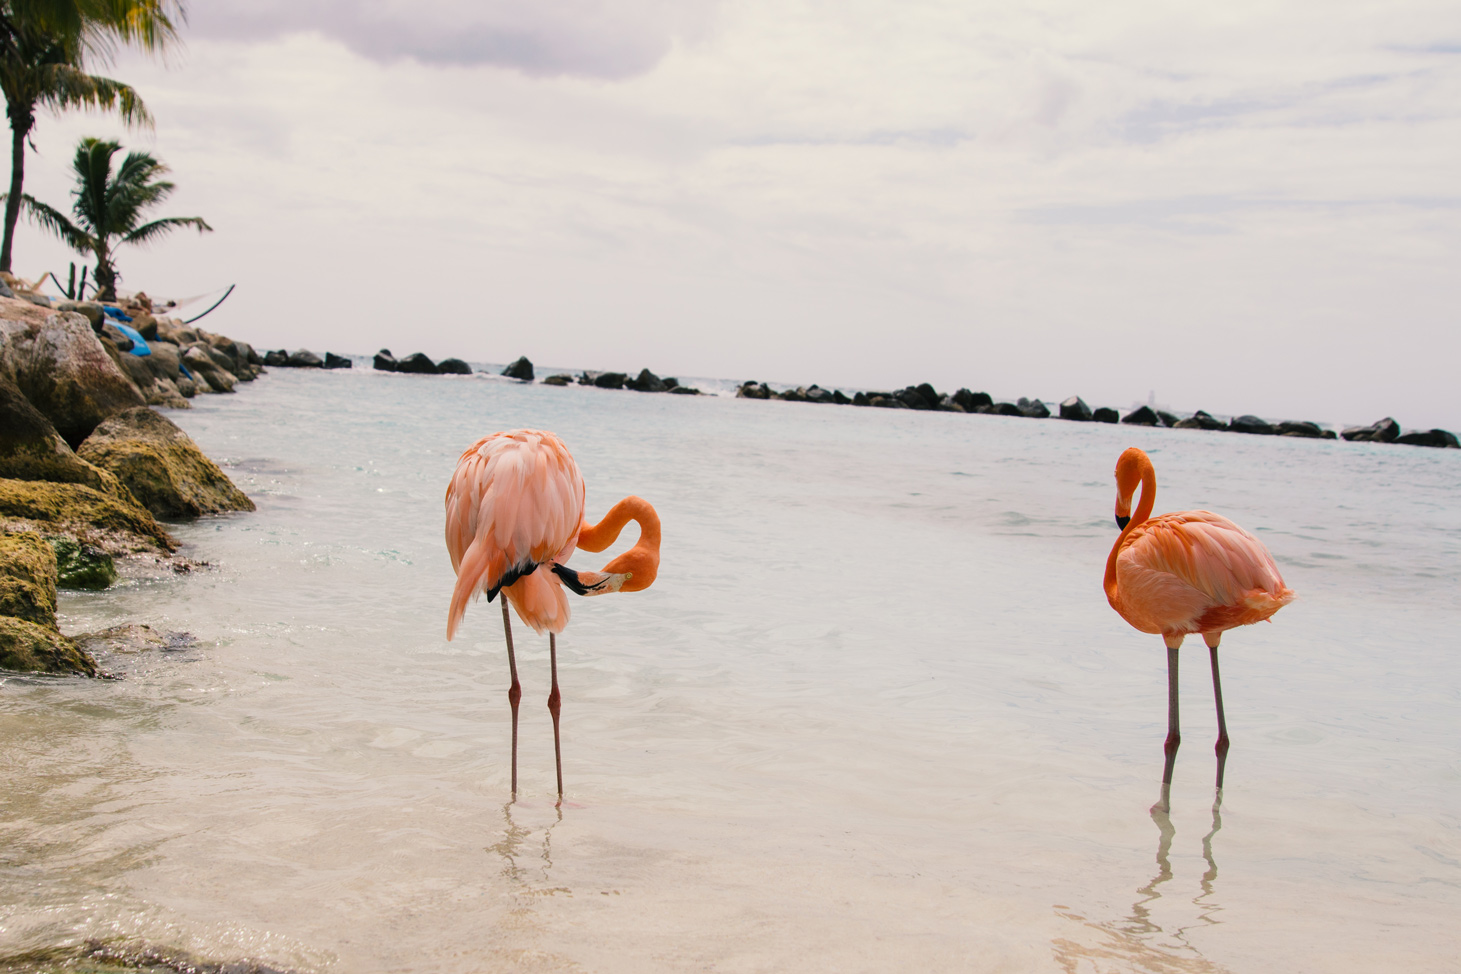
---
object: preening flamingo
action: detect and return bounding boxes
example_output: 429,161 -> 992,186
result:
445,429 -> 660,798
1105,447 -> 1294,789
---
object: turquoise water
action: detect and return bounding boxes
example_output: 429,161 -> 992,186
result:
3,368 -> 1458,972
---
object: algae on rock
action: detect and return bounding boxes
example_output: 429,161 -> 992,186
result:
0,530 -> 59,626
0,616 -> 96,675
0,372 -> 133,499
77,407 -> 255,519
0,478 -> 175,554
49,536 -> 118,589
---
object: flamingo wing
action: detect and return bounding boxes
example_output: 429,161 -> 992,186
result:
1116,511 -> 1294,635
445,430 -> 586,639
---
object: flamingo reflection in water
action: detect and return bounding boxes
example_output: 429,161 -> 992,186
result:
445,429 -> 661,799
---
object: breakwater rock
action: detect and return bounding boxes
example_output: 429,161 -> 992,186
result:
0,294 -> 259,675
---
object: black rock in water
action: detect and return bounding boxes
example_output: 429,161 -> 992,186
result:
1122,405 -> 1162,426
953,389 -> 993,411
832,389 -> 851,405
594,372 -> 627,390
737,381 -> 771,399
286,350 -> 323,368
396,352 -> 438,374
542,374 -> 573,386
1174,410 -> 1225,430
984,402 -> 1023,416
437,358 -> 472,375
1277,420 -> 1323,438
1395,428 -> 1460,448
264,349 -> 288,367
324,352 -> 353,369
1059,396 -> 1092,421
1020,398 -> 1051,418
628,369 -> 667,392
501,356 -> 533,381
1341,417 -> 1401,443
373,349 -> 397,372
669,385 -> 701,395
1229,414 -> 1274,435
1093,407 -> 1119,424
1157,410 -> 1180,427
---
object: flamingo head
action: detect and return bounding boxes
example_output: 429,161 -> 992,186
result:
1113,447 -> 1149,529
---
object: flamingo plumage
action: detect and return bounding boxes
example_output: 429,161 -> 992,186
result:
445,429 -> 661,798
1105,447 -> 1294,790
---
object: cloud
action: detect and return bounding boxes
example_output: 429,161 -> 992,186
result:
189,0 -> 718,78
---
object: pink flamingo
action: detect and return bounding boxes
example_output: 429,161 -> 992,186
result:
1105,447 -> 1294,789
445,429 -> 660,798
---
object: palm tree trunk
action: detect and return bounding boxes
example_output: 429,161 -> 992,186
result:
1,107 -> 32,274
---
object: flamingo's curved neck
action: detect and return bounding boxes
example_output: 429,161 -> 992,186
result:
577,496 -> 660,554
1105,458 -> 1156,607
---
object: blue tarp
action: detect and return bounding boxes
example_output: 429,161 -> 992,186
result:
101,305 -> 133,322
110,321 -> 151,357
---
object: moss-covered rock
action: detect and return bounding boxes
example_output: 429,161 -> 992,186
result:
0,478 -> 175,554
0,530 -> 58,626
0,372 -> 136,500
0,616 -> 97,675
77,407 -> 255,519
49,535 -> 117,589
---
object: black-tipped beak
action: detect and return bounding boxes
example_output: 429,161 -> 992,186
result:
551,562 -> 591,595
1116,515 -> 1130,530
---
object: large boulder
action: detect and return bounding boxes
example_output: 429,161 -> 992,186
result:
1341,417 -> 1401,443
396,352 -> 437,374
1229,414 -> 1275,435
895,386 -> 936,410
804,385 -> 835,404
979,402 -> 1024,416
324,352 -> 353,369
1092,407 -> 1119,424
1059,396 -> 1093,421
49,536 -> 117,589
0,616 -> 95,675
737,381 -> 771,399
593,371 -> 627,390
437,358 -> 472,375
1122,406 -> 1164,426
1277,420 -> 1325,438
115,350 -> 188,408
373,349 -> 398,372
54,300 -> 103,329
1395,428 -> 1460,448
0,373 -> 129,497
77,407 -> 255,519
0,530 -> 58,626
0,478 -> 175,554
1173,410 -> 1225,431
669,384 -> 702,395
264,349 -> 289,367
182,345 -> 236,393
502,356 -> 534,381
287,349 -> 324,368
0,302 -> 147,448
628,369 -> 668,392
1018,397 -> 1050,418
542,374 -> 573,386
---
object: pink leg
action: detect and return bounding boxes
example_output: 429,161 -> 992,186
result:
548,632 -> 563,800
502,600 -> 521,797
1206,634 -> 1230,790
1161,640 -> 1182,785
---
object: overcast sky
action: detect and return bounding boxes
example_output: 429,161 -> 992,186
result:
12,0 -> 1461,428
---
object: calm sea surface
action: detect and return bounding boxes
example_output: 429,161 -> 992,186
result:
3,368 -> 1459,973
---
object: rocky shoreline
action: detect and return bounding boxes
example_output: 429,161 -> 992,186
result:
266,345 -> 1460,450
1,284 -> 261,677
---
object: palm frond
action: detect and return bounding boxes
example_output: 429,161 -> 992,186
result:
36,64 -> 152,128
121,214 -> 211,246
0,190 -> 96,251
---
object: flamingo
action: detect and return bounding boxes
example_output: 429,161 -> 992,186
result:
445,429 -> 660,799
1105,447 -> 1294,790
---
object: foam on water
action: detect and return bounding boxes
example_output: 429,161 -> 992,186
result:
3,369 -> 1458,973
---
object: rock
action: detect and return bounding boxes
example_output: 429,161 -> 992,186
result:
669,385 -> 701,395
0,305 -> 147,449
832,389 -> 851,405
182,346 -> 236,393
869,395 -> 910,408
804,385 -> 835,404
48,536 -> 117,589
17,291 -> 50,308
0,279 -> 11,297
287,349 -> 324,368
395,352 -> 437,374
593,372 -> 627,390
0,476 -> 175,555
143,340 -> 184,383
54,300 -> 104,328
628,368 -> 668,392
1277,420 -> 1324,438
852,391 -> 869,406
1157,410 -> 1180,428
122,351 -> 188,409
1395,428 -> 1460,448
1093,407 -> 1119,424
982,402 -> 1024,416
99,321 -> 133,351
937,395 -> 966,412
953,389 -> 993,411
895,386 -> 935,410
324,352 -> 353,369
737,381 -> 771,399
1228,414 -> 1275,435
779,387 -> 806,402
542,374 -> 573,386
132,313 -> 158,341
0,373 -> 130,496
1341,417 -> 1401,443
373,349 -> 398,372
502,356 -> 534,381
0,616 -> 95,675
1019,398 -> 1051,418
578,371 -> 600,386
72,622 -> 196,657
263,349 -> 289,367
77,407 -> 255,519
1122,405 -> 1163,426
915,383 -> 940,407
175,375 -> 197,399
436,358 -> 471,375
0,530 -> 59,626
1173,410 -> 1225,431
1059,396 -> 1093,421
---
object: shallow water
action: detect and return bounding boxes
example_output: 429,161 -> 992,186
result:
3,369 -> 1458,973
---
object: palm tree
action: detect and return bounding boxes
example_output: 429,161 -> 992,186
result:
17,135 -> 209,299
0,0 -> 182,272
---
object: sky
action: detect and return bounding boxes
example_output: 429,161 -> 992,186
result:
10,0 -> 1461,429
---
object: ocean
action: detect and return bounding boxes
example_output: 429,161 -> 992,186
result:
3,367 -> 1458,973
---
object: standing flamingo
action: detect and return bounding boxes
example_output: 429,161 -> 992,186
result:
1105,447 -> 1294,789
445,429 -> 660,799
